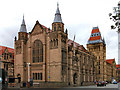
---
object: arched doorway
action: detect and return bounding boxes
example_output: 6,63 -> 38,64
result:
17,74 -> 21,83
73,73 -> 77,84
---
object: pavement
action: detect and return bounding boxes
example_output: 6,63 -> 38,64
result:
1,83 -> 120,90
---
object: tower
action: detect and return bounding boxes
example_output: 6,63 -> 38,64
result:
48,3 -> 68,84
14,15 -> 28,84
87,27 -> 106,81
18,15 -> 28,41
52,3 -> 64,32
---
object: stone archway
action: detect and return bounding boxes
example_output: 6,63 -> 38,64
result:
73,73 -> 77,84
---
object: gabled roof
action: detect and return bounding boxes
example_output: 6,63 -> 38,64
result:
30,21 -> 52,34
106,59 -> 115,65
87,27 -> 105,44
0,46 -> 14,56
116,64 -> 120,68
68,39 -> 87,52
116,64 -> 120,70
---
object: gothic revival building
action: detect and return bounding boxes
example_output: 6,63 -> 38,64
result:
14,4 -> 96,87
116,64 -> 120,82
68,40 -> 96,86
0,46 -> 14,81
106,59 -> 117,82
87,27 -> 107,81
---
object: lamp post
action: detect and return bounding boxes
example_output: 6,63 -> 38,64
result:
27,63 -> 30,82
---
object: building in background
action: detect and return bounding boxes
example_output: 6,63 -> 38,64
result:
14,3 -> 96,87
87,27 -> 107,81
106,59 -> 117,82
0,46 -> 14,83
87,27 -> 117,83
116,64 -> 120,82
68,40 -> 96,86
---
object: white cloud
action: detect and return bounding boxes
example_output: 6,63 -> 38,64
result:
0,0 -> 119,64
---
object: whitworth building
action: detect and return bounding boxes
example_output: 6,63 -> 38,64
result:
87,27 -> 117,82
14,4 -> 96,87
87,27 -> 107,81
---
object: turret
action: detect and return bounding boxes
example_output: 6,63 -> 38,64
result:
18,15 -> 28,41
52,3 -> 64,32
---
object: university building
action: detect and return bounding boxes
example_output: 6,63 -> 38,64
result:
14,4 -> 96,87
87,27 -> 107,81
87,27 -> 117,82
106,59 -> 117,82
0,46 -> 14,82
116,64 -> 120,82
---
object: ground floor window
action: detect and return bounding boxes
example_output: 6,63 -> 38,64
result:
33,73 -> 42,80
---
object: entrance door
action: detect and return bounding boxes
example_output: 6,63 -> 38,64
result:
73,73 -> 77,84
17,74 -> 21,83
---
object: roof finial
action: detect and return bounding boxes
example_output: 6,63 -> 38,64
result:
53,2 -> 63,23
23,14 -> 24,19
19,15 -> 27,32
57,2 -> 59,8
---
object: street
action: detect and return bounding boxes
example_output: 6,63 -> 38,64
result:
3,83 -> 119,90
74,83 -> 119,88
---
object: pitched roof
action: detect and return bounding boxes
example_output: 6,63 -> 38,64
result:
116,64 -> 120,68
31,21 -> 52,34
68,39 -> 87,52
0,46 -> 14,56
106,59 -> 115,65
87,27 -> 105,44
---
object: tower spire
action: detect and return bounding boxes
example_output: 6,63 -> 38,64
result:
103,37 -> 106,44
53,3 -> 62,23
19,15 -> 27,32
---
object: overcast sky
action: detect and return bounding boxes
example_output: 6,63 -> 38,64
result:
0,0 -> 119,64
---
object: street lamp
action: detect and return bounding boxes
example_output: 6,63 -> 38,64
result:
109,1 -> 120,65
27,63 -> 30,82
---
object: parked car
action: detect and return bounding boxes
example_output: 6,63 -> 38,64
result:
97,81 -> 106,86
112,81 -> 117,84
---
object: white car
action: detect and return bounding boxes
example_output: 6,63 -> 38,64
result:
0,77 -> 2,83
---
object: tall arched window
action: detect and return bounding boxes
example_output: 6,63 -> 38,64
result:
33,40 -> 43,63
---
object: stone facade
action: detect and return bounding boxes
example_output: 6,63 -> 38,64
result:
0,46 -> 14,79
68,41 -> 96,86
116,64 -> 120,82
14,4 -> 96,87
106,59 -> 117,82
87,27 -> 107,81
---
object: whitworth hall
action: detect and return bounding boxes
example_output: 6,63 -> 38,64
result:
11,3 -> 117,88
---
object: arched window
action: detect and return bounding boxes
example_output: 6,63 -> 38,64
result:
33,40 -> 43,63
50,40 -> 53,49
54,39 -> 55,47
56,39 -> 58,47
54,26 -> 56,31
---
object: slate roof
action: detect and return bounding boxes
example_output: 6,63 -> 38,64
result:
68,39 -> 87,52
53,3 -> 62,23
87,27 -> 105,44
